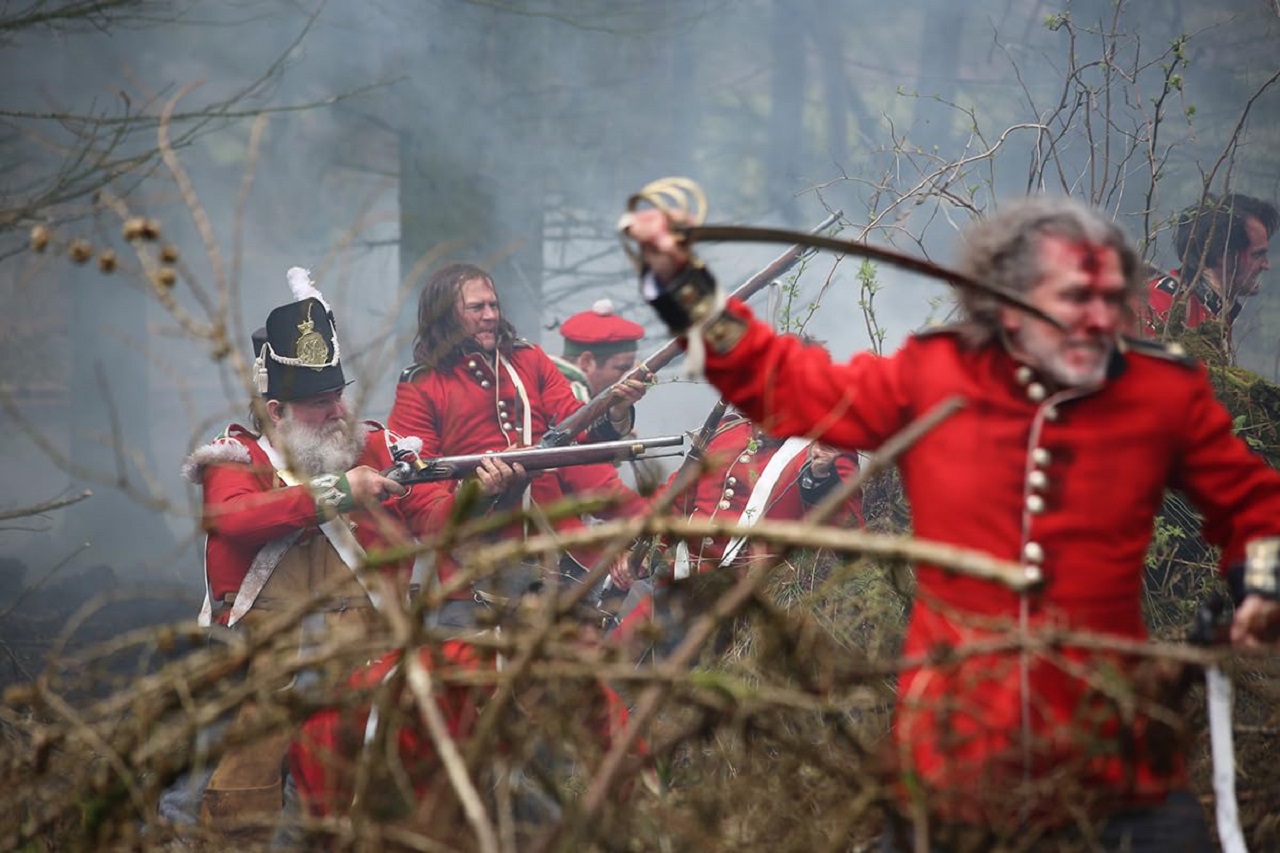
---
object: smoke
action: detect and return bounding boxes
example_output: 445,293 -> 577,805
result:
0,0 -> 1277,595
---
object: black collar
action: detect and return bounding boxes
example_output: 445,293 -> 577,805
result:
1192,276 -> 1241,322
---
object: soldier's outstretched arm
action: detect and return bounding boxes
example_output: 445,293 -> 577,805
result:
623,208 -> 909,454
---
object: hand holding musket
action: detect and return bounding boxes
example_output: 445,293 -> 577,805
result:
382,435 -> 687,487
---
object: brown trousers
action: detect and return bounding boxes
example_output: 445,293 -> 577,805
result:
199,536 -> 379,835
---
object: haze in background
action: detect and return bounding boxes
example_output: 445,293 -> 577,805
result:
0,0 -> 1276,606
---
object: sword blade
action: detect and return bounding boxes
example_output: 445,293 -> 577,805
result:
1206,664 -> 1247,853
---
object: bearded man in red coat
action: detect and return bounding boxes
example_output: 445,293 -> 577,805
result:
623,196 -> 1280,848
167,269 -> 443,837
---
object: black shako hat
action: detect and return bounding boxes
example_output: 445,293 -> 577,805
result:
255,267 -> 347,401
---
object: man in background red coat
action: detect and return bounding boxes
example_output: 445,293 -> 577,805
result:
624,195 -> 1280,848
610,411 -> 861,656
550,297 -> 648,404
551,297 -> 666,500
1145,193 -> 1276,350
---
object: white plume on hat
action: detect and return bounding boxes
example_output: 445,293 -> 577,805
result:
591,298 -> 615,316
287,266 -> 330,312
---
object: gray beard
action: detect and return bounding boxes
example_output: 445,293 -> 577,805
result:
275,416 -> 362,478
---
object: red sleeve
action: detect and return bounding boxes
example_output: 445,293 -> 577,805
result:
1142,278 -> 1174,334
1172,365 -> 1280,571
388,378 -> 464,536
1146,278 -> 1174,316
702,299 -> 912,453
593,680 -> 652,803
202,463 -> 320,546
389,377 -> 441,456
596,681 -> 633,749
290,651 -> 404,818
289,708 -> 344,818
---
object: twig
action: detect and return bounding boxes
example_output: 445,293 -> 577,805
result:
380,592 -> 500,853
461,515 -> 1032,593
0,489 -> 92,522
541,396 -> 965,851
402,654 -> 499,853
157,82 -> 228,303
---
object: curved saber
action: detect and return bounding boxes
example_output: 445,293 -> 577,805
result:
541,212 -> 841,448
677,223 -> 1067,331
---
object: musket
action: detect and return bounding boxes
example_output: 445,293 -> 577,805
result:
666,397 -> 731,518
384,435 -> 687,487
539,211 -> 843,448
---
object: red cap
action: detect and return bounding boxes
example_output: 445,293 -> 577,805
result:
560,299 -> 645,357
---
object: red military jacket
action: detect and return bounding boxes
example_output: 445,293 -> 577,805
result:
389,342 -> 643,595
699,299 -> 1280,824
289,640 -> 635,821
185,421 -> 442,624
659,416 -> 862,574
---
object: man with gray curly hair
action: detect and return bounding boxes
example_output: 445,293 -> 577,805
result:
951,198 -> 1142,363
624,194 -> 1280,850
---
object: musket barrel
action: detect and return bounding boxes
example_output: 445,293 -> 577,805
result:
388,434 -> 686,485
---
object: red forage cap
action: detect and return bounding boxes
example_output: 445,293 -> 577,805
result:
561,299 -> 645,356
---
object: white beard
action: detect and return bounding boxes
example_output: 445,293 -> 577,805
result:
1012,324 -> 1113,388
275,416 -> 362,478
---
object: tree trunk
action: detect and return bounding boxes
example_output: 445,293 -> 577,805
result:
766,0 -> 807,225
397,3 -> 546,342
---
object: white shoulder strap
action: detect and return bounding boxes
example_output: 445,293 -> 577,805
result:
718,437 -> 810,568
224,436 -> 378,624
496,352 -> 534,446
496,353 -> 534,523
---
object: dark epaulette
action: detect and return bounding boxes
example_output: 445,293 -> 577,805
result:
1152,275 -> 1179,296
912,321 -> 966,339
399,363 -> 428,383
1120,336 -> 1198,369
512,338 -> 534,349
